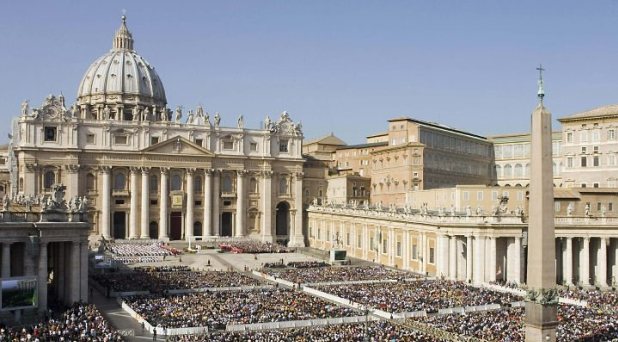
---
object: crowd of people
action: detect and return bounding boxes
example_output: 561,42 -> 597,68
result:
413,304 -> 618,341
263,261 -> 330,269
0,303 -> 122,341
316,280 -> 521,313
123,288 -> 358,330
558,287 -> 618,312
92,267 -> 262,293
105,242 -> 181,264
169,321 -> 447,341
218,240 -> 293,253
266,265 -> 413,284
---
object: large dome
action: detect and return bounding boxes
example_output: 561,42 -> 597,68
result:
76,16 -> 167,121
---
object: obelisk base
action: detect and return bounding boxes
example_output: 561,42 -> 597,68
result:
524,301 -> 558,342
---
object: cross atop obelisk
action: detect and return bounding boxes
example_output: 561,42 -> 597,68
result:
525,65 -> 558,341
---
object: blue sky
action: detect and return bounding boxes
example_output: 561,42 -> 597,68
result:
2,1 -> 618,144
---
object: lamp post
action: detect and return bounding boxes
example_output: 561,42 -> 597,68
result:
364,305 -> 370,342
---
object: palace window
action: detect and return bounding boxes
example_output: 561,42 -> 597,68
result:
113,172 -> 126,190
222,174 -> 233,192
44,127 -> 57,142
581,157 -> 587,167
608,129 -> 616,141
593,156 -> 600,167
382,238 -> 388,254
44,171 -> 55,190
194,176 -> 202,193
150,175 -> 158,192
412,244 -> 418,260
396,241 -> 402,257
114,135 -> 128,145
171,174 -> 182,191
429,247 -> 435,264
566,132 -> 573,143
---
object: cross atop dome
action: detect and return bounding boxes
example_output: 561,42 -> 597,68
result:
113,14 -> 134,51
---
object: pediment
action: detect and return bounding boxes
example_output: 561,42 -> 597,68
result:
141,136 -> 214,156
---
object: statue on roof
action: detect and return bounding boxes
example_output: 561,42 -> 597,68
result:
174,106 -> 182,123
187,110 -> 195,124
214,112 -> 221,128
21,100 -> 29,117
237,115 -> 244,128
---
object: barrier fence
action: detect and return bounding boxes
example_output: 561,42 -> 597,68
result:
226,315 -> 380,332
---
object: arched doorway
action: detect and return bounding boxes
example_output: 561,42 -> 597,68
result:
149,222 -> 159,239
193,222 -> 203,237
276,202 -> 290,239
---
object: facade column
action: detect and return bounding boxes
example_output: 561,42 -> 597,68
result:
487,237 -> 497,282
403,231 -> 410,271
159,168 -> 169,240
69,241 -> 80,303
37,242 -> 47,313
1,243 -> 11,277
261,171 -> 273,242
140,168 -> 150,239
449,235 -> 457,280
362,223 -> 369,260
614,238 -> 618,286
596,237 -> 608,288
235,170 -> 246,237
80,242 -> 88,302
421,232 -> 427,274
129,168 -> 139,239
580,237 -> 591,286
473,236 -> 486,284
466,235 -> 473,282
203,169 -> 213,237
64,165 -> 80,199
100,167 -> 111,239
185,169 -> 195,241
24,164 -> 37,195
513,236 -> 522,284
436,234 -> 447,278
563,237 -> 573,286
289,172 -> 305,247
212,170 -> 220,236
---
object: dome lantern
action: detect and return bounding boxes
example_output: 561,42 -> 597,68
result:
113,15 -> 134,51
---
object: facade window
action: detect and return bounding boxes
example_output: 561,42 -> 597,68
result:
566,132 -> 573,143
195,139 -> 203,147
567,157 -> 573,168
357,234 -> 362,248
171,174 -> 182,191
503,164 -> 512,178
150,175 -> 158,192
150,136 -> 159,145
113,172 -> 126,190
581,183 -> 587,188
194,176 -> 202,193
86,134 -> 95,144
593,146 -> 599,153
580,131 -> 588,143
593,156 -> 600,167
593,182 -> 600,188
114,135 -> 128,145
279,139 -> 289,153
429,247 -> 435,264
19,178 -> 23,192
477,191 -> 483,201
514,164 -> 523,177
608,129 -> 616,141
608,155 -> 616,166
597,202 -> 602,210
250,178 -> 258,193
492,191 -> 498,200
463,191 -> 469,201
222,175 -> 233,192
86,173 -> 96,191
581,146 -> 587,154
279,177 -> 288,194
382,239 -> 388,254
222,140 -> 234,150
554,201 -> 560,212
592,130 -> 601,142
250,142 -> 258,152
412,244 -> 418,260
44,127 -> 57,142
581,157 -> 587,167
396,241 -> 402,257
44,171 -> 55,190
609,203 -> 613,211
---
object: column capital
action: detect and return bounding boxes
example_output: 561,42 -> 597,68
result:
160,167 -> 170,175
204,168 -> 214,175
25,163 -> 39,172
262,170 -> 274,178
64,164 -> 81,173
237,169 -> 250,177
141,167 -> 151,175
130,167 -> 140,174
185,168 -> 196,175
98,165 -> 112,174
294,171 -> 304,179
583,236 -> 591,242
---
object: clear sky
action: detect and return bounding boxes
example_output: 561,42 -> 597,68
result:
2,1 -> 618,144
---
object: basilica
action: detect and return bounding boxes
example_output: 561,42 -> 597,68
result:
9,16 -> 306,246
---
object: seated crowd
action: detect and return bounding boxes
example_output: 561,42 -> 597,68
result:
105,242 -> 181,264
169,321 -> 447,341
413,305 -> 618,341
558,287 -> 618,312
316,280 -> 521,313
266,265 -> 412,284
263,261 -> 330,269
123,288 -> 358,330
0,303 -> 122,341
218,240 -> 293,254
92,267 -> 262,293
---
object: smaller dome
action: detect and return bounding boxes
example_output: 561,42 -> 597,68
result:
77,16 -> 167,116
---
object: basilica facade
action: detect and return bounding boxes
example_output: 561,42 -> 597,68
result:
9,17 -> 305,246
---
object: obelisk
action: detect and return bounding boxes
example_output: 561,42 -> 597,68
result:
525,65 -> 558,341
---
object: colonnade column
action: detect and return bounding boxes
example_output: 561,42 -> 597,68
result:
449,235 -> 457,280
235,170 -> 246,237
488,237 -> 497,282
203,169 -> 213,237
212,170 -> 220,236
1,242 -> 11,277
80,242 -> 88,302
37,242 -> 48,313
614,238 -> 618,286
140,168 -> 150,239
403,231 -> 410,271
362,224 -> 368,260
100,167 -> 111,239
261,171 -> 273,242
473,236 -> 486,284
597,237 -> 608,288
580,237 -> 590,286
289,172 -> 305,247
129,168 -> 139,239
159,168 -> 169,240
69,241 -> 80,303
185,169 -> 195,241
466,235 -> 473,282
421,232 -> 427,274
513,236 -> 522,284
563,237 -> 573,286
